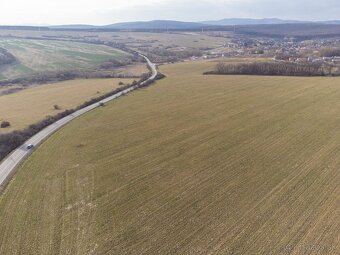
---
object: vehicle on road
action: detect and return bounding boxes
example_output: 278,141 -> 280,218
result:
0,53 -> 156,190
26,144 -> 34,150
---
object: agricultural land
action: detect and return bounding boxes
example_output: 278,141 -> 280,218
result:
0,38 -> 129,80
0,60 -> 338,254
0,78 -> 133,132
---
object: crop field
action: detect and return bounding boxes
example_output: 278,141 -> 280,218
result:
0,30 -> 228,50
114,63 -> 149,77
0,30 -> 228,64
0,38 -> 128,80
0,60 -> 339,254
110,32 -> 227,49
0,78 -> 133,132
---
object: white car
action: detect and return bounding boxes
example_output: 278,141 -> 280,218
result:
26,144 -> 34,150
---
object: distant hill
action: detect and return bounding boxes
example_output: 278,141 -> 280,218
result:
104,20 -> 206,30
319,20 -> 340,25
1,18 -> 339,36
201,18 -> 308,26
202,18 -> 340,26
48,19 -> 340,31
0,26 -> 49,31
233,23 -> 340,38
50,24 -> 98,29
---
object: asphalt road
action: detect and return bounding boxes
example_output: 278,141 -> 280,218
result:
0,54 -> 157,190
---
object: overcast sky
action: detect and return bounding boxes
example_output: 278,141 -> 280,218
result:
1,0 -> 339,25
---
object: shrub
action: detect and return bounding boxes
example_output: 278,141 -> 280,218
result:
0,121 -> 11,128
53,104 -> 60,110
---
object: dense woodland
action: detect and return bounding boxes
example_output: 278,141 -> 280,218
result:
0,48 -> 16,66
320,47 -> 340,57
234,24 -> 340,38
206,62 -> 340,76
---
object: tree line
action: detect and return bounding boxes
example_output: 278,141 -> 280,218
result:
0,67 -> 140,87
320,48 -> 340,58
205,62 -> 340,77
0,70 -> 164,162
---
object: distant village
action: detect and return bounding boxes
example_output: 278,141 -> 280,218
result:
200,35 -> 340,64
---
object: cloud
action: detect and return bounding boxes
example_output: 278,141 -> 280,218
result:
0,0 -> 339,25
100,0 -> 228,23
101,0 -> 340,23
227,0 -> 340,21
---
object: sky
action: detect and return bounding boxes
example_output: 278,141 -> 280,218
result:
1,0 -> 339,25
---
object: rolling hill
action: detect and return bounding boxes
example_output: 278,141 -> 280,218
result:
49,19 -> 340,30
201,18 -> 307,26
104,20 -> 206,30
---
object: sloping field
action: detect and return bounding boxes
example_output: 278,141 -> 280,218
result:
0,30 -> 228,52
0,38 -> 128,79
0,60 -> 339,254
110,32 -> 227,49
0,78 -> 133,132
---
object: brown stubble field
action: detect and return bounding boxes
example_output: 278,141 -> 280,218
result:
0,78 -> 133,132
0,60 -> 339,254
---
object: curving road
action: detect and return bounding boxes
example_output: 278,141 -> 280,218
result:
0,53 -> 157,190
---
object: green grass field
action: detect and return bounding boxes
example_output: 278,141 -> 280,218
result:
0,60 -> 339,254
111,31 -> 227,49
0,78 -> 133,133
0,38 -> 128,80
0,30 -> 228,51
